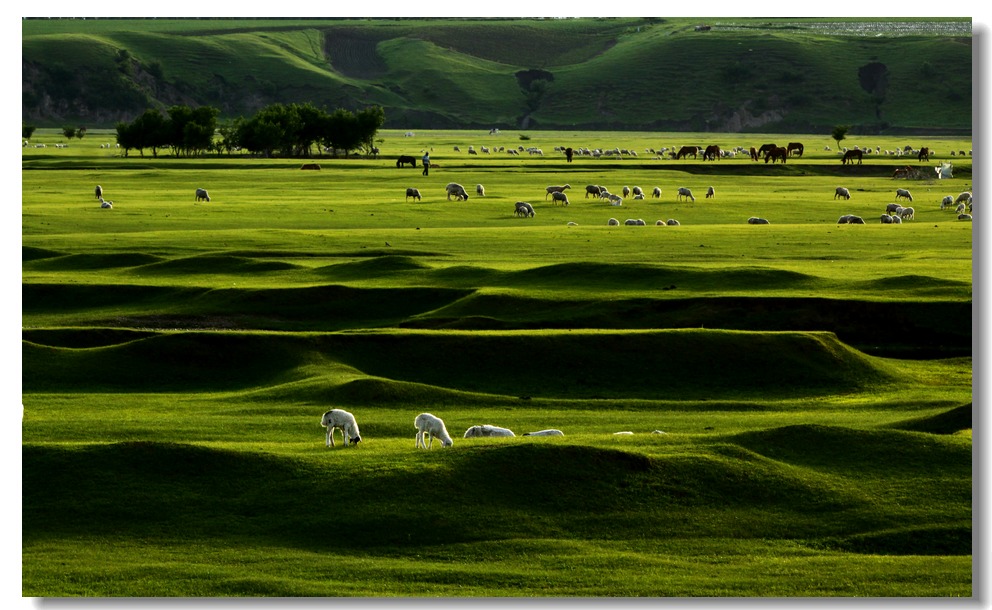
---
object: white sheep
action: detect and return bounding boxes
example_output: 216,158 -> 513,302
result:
405,187 -> 422,202
100,198 -> 113,209
885,203 -> 903,215
666,219 -> 681,226
879,214 -> 895,224
834,187 -> 851,200
551,191 -> 570,206
655,220 -> 665,226
899,206 -> 915,220
95,185 -> 103,200
747,217 -> 769,224
476,184 -> 486,197
585,185 -> 603,198
320,409 -> 363,447
837,214 -> 865,224
705,186 -> 715,199
514,201 -> 535,217
624,219 -> 646,226
941,195 -> 955,209
958,213 -> 973,221
955,192 -> 973,205
523,429 -> 565,437
607,194 -> 623,206
955,203 -> 966,214
463,424 -> 516,438
895,188 -> 913,202
546,184 -> 571,200
608,218 -> 620,226
632,186 -> 644,197
622,186 -> 631,198
446,183 -> 470,201
415,412 -> 453,448
195,188 -> 210,202
676,187 -> 695,202
652,187 -> 662,198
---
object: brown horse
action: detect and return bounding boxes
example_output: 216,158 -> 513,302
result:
918,147 -> 930,162
764,147 -> 788,163
757,143 -> 777,157
676,145 -> 699,160
841,149 -> 863,165
749,147 -> 759,161
787,142 -> 804,157
703,144 -> 721,161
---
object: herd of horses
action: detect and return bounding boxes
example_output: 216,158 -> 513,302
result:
672,142 -> 932,165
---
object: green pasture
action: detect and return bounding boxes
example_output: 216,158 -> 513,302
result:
22,129 -> 973,597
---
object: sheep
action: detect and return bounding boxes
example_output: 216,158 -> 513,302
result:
514,201 -> 535,218
632,186 -> 644,197
622,186 -> 631,198
955,203 -> 966,214
100,198 -> 113,209
899,206 -> 915,220
551,191 -> 570,207
885,203 -> 903,216
95,185 -> 103,200
415,413 -> 453,448
476,184 -> 486,197
958,213 -> 973,221
941,195 -> 955,209
463,424 -> 516,438
585,185 -> 603,198
747,217 -> 770,224
405,187 -> 422,202
834,187 -> 851,200
523,429 -> 565,437
837,214 -> 865,224
608,218 -> 620,226
655,220 -> 665,226
195,188 -> 210,202
446,183 -> 470,201
652,187 -> 662,198
613,431 -> 634,435
607,194 -> 623,206
666,219 -> 680,226
320,409 -> 363,447
895,188 -> 913,202
955,192 -> 973,208
879,214 -> 895,224
624,219 -> 646,226
705,186 -> 715,199
545,184 -> 571,200
676,187 -> 695,202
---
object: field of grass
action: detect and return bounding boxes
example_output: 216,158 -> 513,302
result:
21,128 -> 973,597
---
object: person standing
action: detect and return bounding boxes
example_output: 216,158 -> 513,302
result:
422,151 -> 430,176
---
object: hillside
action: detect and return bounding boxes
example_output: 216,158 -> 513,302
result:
21,17 -> 973,133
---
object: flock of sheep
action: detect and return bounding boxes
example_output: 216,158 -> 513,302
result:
322,409 -> 659,450
834,188 -> 973,224
94,185 -> 211,208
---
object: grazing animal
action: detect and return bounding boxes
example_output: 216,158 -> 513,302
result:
608,218 -> 620,226
320,409 -> 362,447
651,187 -> 662,198
676,187 -> 695,202
632,186 -> 644,198
463,425 -> 515,438
524,429 -> 565,437
749,147 -> 759,161
514,201 -> 535,217
955,192 -> 973,206
837,214 -> 865,224
756,143 -> 777,157
958,213 -> 973,221
415,413 -> 453,449
666,219 -> 681,226
918,147 -> 931,162
195,188 -> 210,202
899,206 -> 915,220
787,142 -> 804,157
95,185 -> 103,199
764,147 -> 788,163
585,185 -> 603,198
675,145 -> 699,160
405,187 -> 422,202
705,186 -> 715,199
885,203 -> 903,215
396,155 -> 418,168
841,149 -> 863,164
747,217 -> 769,224
834,187 -> 851,200
546,184 -> 571,199
702,144 -> 721,161
476,184 -> 486,197
624,218 -> 646,226
607,193 -> 624,206
895,188 -> 913,202
622,186 -> 631,198
879,214 -> 895,224
445,183 -> 470,201
551,191 -> 570,206
100,199 -> 113,209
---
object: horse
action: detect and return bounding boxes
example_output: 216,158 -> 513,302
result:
764,147 -> 788,164
702,144 -> 721,161
841,149 -> 863,165
749,147 -> 759,161
396,155 -> 418,168
918,147 -> 930,162
756,143 -> 778,157
787,142 -> 804,157
675,145 -> 699,160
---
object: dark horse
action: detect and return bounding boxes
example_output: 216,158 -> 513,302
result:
676,145 -> 699,160
841,149 -> 863,165
764,147 -> 788,163
396,155 -> 417,168
918,147 -> 931,162
756,143 -> 778,158
787,142 -> 804,157
703,144 -> 721,161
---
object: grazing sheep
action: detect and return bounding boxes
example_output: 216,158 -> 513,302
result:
95,185 -> 103,200
958,213 -> 973,221
955,203 -> 966,214
837,214 -> 865,224
834,187 -> 851,200
941,195 -> 955,210
607,193 -> 624,206
463,424 -> 516,438
622,186 -> 631,198
655,220 -> 665,226
747,217 -> 769,224
415,413 -> 453,449
632,186 -> 644,197
705,186 -> 715,199
624,218 -> 646,226
879,214 -> 895,224
885,203 -> 903,215
514,201 -> 535,218
195,188 -> 210,202
666,219 -> 681,226
899,206 -> 915,220
405,187 -> 422,202
652,187 -> 662,198
551,191 -> 570,206
608,218 -> 620,226
895,188 -> 913,202
476,184 -> 486,197
100,198 -> 113,209
524,429 -> 565,437
446,183 -> 470,201
585,184 -> 603,198
546,184 -> 571,200
320,409 -> 363,447
676,187 -> 695,202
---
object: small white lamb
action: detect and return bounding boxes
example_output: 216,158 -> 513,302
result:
415,413 -> 453,448
320,409 -> 362,447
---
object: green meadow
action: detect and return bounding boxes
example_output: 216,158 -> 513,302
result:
22,128 -> 973,597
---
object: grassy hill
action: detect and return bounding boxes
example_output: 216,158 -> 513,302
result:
21,17 -> 973,133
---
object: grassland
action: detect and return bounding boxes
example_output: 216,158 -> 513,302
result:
21,128 -> 973,597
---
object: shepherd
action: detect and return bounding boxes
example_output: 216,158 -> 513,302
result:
422,151 -> 430,176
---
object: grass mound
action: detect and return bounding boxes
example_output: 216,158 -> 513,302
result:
21,327 -> 159,348
818,524 -> 971,555
884,404 -> 972,434
27,252 -> 165,270
315,255 -> 432,280
135,255 -> 300,275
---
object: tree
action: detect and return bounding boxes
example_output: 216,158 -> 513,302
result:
22,125 -> 36,141
831,125 -> 849,150
355,105 -> 385,157
61,126 -> 77,140
76,127 -> 87,140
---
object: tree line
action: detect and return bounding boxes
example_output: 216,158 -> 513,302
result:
113,103 -> 385,158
